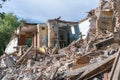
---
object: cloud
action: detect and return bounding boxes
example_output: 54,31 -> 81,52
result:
1,0 -> 99,22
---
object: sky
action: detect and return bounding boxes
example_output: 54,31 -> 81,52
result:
1,0 -> 99,22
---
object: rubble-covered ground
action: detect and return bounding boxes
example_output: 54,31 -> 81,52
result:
1,0 -> 120,80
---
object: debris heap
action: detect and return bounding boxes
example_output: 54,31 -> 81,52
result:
1,0 -> 120,80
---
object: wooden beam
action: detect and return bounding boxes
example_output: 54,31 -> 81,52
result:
95,37 -> 115,49
109,48 -> 120,80
76,53 -> 117,80
15,45 -> 33,66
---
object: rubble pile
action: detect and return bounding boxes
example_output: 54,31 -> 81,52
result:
1,0 -> 120,80
0,33 -> 118,80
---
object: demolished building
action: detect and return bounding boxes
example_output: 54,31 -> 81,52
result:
1,0 -> 120,80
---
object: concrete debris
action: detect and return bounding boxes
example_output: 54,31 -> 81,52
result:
1,0 -> 120,80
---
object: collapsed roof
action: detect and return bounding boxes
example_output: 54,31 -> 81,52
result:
1,0 -> 120,80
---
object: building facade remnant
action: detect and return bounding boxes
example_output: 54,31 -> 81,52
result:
1,0 -> 120,80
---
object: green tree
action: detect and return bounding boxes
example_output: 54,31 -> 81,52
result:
0,13 -> 20,55
0,0 -> 7,21
0,0 -> 7,8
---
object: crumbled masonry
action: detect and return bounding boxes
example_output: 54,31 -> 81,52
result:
1,0 -> 120,80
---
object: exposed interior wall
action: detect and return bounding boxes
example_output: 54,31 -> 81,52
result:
97,11 -> 114,33
58,24 -> 80,48
95,1 -> 115,34
47,21 -> 56,48
79,18 -> 91,39
57,23 -> 80,48
18,34 -> 26,45
69,25 -> 80,42
47,20 -> 80,48
59,27 -> 69,48
5,37 -> 18,54
38,26 -> 48,47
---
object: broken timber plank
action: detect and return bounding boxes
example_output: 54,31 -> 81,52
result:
76,52 -> 117,80
15,45 -> 33,66
95,37 -> 115,49
109,48 -> 120,80
111,59 -> 120,80
49,67 -> 58,80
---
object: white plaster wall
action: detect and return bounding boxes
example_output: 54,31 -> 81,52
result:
5,37 -> 18,54
79,18 -> 90,39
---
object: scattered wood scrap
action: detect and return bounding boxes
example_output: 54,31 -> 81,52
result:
1,0 -> 120,80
